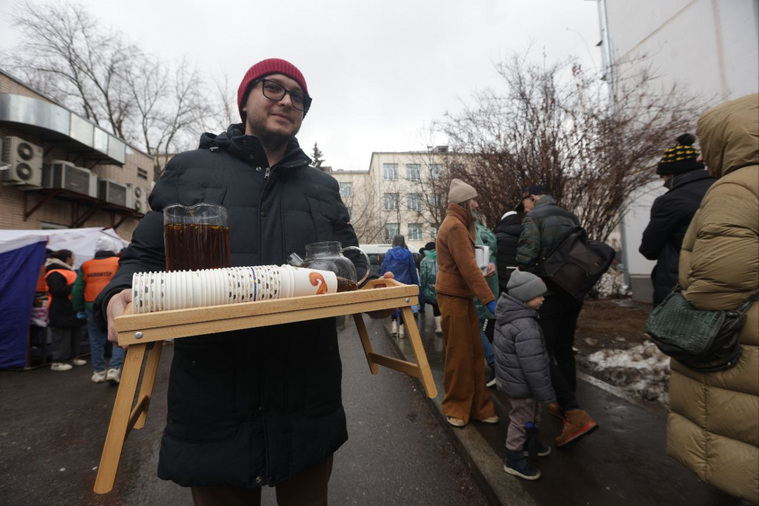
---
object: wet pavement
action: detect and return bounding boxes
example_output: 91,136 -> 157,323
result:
396,311 -> 747,506
0,317 -> 487,505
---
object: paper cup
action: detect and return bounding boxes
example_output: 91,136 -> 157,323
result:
288,266 -> 337,296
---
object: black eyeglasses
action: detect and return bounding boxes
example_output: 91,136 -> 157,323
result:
255,78 -> 311,112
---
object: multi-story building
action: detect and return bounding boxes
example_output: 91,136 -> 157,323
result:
329,148 -> 452,251
0,69 -> 152,241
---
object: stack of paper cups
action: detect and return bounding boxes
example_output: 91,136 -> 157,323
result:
131,265 -> 337,314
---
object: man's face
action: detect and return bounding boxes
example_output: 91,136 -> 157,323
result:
243,73 -> 304,143
522,197 -> 535,213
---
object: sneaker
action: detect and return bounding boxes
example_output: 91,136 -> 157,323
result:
398,324 -> 405,339
555,409 -> 599,447
71,358 -> 87,367
504,449 -> 541,480
91,370 -> 107,383
446,416 -> 466,428
434,316 -> 442,335
106,368 -> 121,384
546,402 -> 564,420
523,440 -> 552,457
391,320 -> 398,336
479,415 -> 500,424
485,366 -> 497,388
50,362 -> 73,372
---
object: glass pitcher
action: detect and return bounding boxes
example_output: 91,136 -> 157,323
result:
164,203 -> 230,271
288,241 -> 371,292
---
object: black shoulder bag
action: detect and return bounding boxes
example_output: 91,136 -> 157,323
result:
646,287 -> 758,372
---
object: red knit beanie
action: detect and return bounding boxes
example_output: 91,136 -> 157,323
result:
237,58 -> 310,121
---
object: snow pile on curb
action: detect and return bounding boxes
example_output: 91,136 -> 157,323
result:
583,341 -> 670,406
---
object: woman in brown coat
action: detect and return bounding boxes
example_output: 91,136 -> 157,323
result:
667,93 -> 758,502
435,179 -> 498,427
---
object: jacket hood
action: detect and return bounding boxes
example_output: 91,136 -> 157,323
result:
495,292 -> 536,325
666,168 -> 713,190
423,249 -> 437,259
697,94 -> 759,179
198,123 -> 312,169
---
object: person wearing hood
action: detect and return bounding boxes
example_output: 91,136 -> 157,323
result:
419,241 -> 443,334
96,58 -> 385,504
435,178 -> 499,428
639,134 -> 714,306
72,235 -> 124,384
381,234 -> 421,338
495,194 -> 531,291
45,249 -> 87,371
666,94 -> 758,502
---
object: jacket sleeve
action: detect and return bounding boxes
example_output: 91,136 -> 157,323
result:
514,326 -> 557,403
515,216 -> 540,270
448,223 -> 495,305
639,196 -> 677,260
71,268 -> 85,312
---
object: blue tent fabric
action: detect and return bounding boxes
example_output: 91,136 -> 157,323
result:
0,240 -> 46,369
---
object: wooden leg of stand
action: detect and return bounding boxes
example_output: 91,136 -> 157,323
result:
353,314 -> 380,374
93,343 -> 148,494
133,341 -> 163,429
400,307 -> 438,398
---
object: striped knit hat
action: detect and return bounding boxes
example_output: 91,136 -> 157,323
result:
656,134 -> 704,175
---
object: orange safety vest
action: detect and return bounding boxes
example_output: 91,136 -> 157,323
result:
81,256 -> 120,302
45,268 -> 78,305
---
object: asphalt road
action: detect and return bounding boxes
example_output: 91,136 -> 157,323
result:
0,316 -> 489,506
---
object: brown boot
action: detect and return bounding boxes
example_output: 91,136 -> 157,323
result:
555,409 -> 599,447
546,402 -> 564,420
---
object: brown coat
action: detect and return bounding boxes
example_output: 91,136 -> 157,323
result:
667,93 -> 759,502
435,204 -> 496,305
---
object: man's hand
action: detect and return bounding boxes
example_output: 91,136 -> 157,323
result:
367,272 -> 397,319
485,262 -> 496,277
106,288 -> 132,347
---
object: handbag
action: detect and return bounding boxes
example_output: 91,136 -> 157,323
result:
646,287 -> 758,372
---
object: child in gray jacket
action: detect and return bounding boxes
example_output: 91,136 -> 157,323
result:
493,269 -> 556,480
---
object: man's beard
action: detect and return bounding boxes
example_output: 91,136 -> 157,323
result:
247,114 -> 299,152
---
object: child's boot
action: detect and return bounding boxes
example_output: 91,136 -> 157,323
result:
503,449 -> 541,480
434,316 -> 442,334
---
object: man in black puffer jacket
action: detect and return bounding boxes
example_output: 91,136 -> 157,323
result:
95,59 -> 380,504
494,196 -> 529,292
639,134 -> 714,306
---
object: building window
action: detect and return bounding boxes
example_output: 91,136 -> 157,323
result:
137,167 -> 149,180
430,226 -> 438,240
383,163 -> 398,180
428,193 -> 444,208
385,223 -> 400,241
408,223 -> 423,240
339,182 -> 353,197
429,164 -> 443,180
407,193 -> 421,212
383,193 -> 399,211
406,163 -> 421,181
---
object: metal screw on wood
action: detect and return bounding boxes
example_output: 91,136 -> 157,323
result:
135,332 -> 143,339
405,297 -> 410,303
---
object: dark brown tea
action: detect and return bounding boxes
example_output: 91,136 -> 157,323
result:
164,223 -> 230,271
336,276 -> 358,292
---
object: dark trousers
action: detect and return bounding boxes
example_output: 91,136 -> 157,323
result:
191,454 -> 333,506
50,326 -> 84,362
538,290 -> 583,411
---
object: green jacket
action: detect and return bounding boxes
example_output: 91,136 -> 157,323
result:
419,249 -> 438,306
474,220 -> 499,319
515,196 -> 579,272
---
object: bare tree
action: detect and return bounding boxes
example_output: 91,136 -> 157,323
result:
4,0 -> 218,164
435,53 -> 705,240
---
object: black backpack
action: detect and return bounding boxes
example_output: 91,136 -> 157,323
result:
539,226 -> 615,300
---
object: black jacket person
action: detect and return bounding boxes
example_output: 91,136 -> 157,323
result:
639,134 -> 714,305
95,59 -> 371,501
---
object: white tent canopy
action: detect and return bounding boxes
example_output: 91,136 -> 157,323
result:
0,228 -> 129,268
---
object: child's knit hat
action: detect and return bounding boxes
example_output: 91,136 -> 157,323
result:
507,270 -> 547,302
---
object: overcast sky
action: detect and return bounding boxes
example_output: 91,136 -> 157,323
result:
0,0 -> 602,170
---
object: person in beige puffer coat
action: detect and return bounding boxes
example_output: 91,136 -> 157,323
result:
667,93 -> 758,502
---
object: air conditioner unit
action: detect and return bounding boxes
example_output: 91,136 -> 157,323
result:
1,136 -> 43,187
42,161 -> 95,196
127,183 -> 148,213
98,178 -> 128,207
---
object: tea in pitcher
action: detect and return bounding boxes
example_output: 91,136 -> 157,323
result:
164,223 -> 230,271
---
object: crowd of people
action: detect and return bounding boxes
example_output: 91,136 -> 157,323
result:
33,55 -> 754,503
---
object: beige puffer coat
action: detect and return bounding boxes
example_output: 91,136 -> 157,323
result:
667,93 -> 759,502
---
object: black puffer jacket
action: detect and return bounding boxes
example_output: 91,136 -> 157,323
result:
95,124 -> 362,488
639,169 -> 714,305
494,211 -> 522,292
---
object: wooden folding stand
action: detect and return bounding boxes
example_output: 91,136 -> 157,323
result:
93,278 -> 436,494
